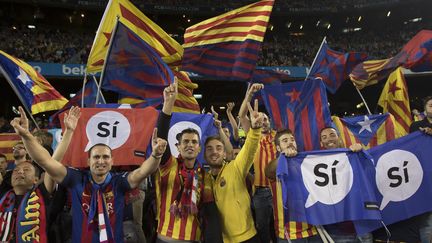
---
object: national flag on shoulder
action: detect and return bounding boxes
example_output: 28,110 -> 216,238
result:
276,149 -> 382,232
101,20 -> 174,101
86,0 -> 183,73
378,67 -> 411,134
0,50 -> 68,114
168,112 -> 218,164
332,113 -> 405,149
182,0 -> 274,81
59,107 -> 159,167
308,41 -> 367,94
260,79 -> 332,151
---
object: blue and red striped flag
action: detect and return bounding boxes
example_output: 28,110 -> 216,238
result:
101,20 -> 174,100
182,0 -> 274,81
350,29 -> 432,89
251,68 -> 291,85
49,80 -> 99,127
261,79 -> 332,151
308,41 -> 367,94
0,50 -> 68,114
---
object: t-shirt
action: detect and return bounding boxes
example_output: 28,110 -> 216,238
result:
409,118 -> 432,133
60,167 -> 131,243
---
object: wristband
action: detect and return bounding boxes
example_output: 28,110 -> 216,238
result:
151,153 -> 163,159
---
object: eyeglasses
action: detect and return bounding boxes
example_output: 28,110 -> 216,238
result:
13,146 -> 25,151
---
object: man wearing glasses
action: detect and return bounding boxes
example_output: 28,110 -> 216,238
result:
0,142 -> 30,192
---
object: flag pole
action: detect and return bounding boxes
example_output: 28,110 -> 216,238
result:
81,72 -> 87,107
92,75 -> 106,104
0,65 -> 40,130
355,86 -> 372,115
305,36 -> 327,81
96,16 -> 120,104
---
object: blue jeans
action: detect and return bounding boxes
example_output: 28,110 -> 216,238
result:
419,212 -> 432,243
278,235 -> 323,243
252,187 -> 273,243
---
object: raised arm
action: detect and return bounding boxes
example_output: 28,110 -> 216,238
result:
226,102 -> 239,141
44,106 -> 81,193
238,83 -> 264,133
128,128 -> 167,188
157,81 -> 178,165
234,99 -> 263,177
11,107 -> 67,184
214,118 -> 234,160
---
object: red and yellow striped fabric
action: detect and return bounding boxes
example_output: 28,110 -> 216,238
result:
378,67 -> 411,134
332,113 -> 405,149
349,58 -> 391,89
155,157 -> 202,241
270,180 -> 317,239
0,133 -> 21,163
172,71 -> 200,114
253,131 -> 277,187
86,0 -> 183,73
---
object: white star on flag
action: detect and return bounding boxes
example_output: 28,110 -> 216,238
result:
16,68 -> 31,85
357,115 -> 376,133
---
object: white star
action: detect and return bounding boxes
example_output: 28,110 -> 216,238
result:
16,68 -> 31,85
357,115 -> 376,134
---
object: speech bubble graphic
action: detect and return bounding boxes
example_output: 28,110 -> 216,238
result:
301,153 -> 353,208
168,121 -> 202,158
376,149 -> 423,210
84,111 -> 131,151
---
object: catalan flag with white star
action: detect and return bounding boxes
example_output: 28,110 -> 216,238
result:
0,50 -> 68,114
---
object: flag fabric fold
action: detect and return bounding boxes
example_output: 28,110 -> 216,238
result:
261,79 -> 332,151
86,0 -> 183,73
378,67 -> 412,134
182,0 -> 274,81
308,41 -> 367,94
332,113 -> 406,149
101,20 -> 174,101
350,29 -> 432,89
0,50 -> 68,115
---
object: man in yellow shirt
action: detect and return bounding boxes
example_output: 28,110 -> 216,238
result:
204,99 -> 264,243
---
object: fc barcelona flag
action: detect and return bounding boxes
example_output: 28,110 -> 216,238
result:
182,0 -> 274,81
101,21 -> 174,101
86,0 -> 183,73
261,79 -> 332,151
308,41 -> 367,94
332,113 -> 405,149
350,30 -> 432,89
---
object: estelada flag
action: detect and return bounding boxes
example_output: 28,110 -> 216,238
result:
60,107 -> 158,167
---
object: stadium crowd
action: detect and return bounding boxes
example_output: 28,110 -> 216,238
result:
1,21 -> 430,67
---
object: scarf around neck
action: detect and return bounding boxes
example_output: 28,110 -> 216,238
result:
0,186 -> 47,243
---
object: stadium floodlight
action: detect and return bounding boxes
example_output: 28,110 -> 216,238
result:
27,25 -> 36,29
193,94 -> 202,99
387,11 -> 391,17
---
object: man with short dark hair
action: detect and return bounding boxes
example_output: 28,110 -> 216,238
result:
265,129 -> 321,243
154,81 -> 212,242
204,99 -> 264,243
319,127 -> 371,243
11,106 -> 167,243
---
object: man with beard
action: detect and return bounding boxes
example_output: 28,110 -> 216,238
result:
204,99 -> 264,243
265,129 -> 320,243
319,127 -> 371,243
